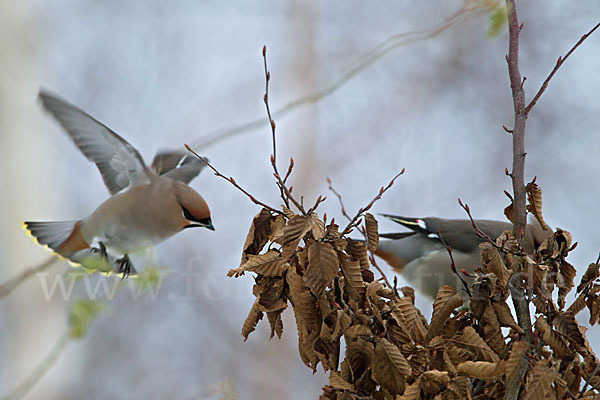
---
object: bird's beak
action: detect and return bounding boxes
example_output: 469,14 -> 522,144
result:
184,217 -> 215,231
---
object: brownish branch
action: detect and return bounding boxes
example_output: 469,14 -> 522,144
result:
526,21 -> 600,114
262,46 -> 306,215
438,231 -> 472,297
327,177 -> 353,222
0,257 -> 57,299
341,169 -> 405,236
505,0 -> 528,240
184,144 -> 282,215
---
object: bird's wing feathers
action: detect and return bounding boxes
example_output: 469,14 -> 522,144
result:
151,150 -> 207,184
39,90 -> 148,194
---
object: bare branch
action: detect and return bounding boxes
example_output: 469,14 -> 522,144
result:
184,144 -> 282,215
0,257 -> 57,299
326,177 -> 352,222
262,47 -> 306,215
341,169 -> 404,236
505,0 -> 528,239
437,230 -> 472,297
526,21 -> 600,114
458,198 -> 500,247
188,4 -> 494,151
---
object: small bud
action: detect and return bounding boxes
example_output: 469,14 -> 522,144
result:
465,204 -> 470,212
266,71 -> 270,80
505,168 -> 510,175
264,93 -> 268,102
290,157 -> 294,167
532,176 -> 537,184
230,177 -> 236,184
461,268 -> 467,275
273,173 -> 280,179
262,45 -> 266,56
270,154 -> 275,163
271,120 -> 276,130
326,177 -> 331,184
458,198 -> 463,207
289,186 -> 293,193
400,167 -> 405,174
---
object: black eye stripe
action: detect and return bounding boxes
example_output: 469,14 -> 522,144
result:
182,207 -> 194,220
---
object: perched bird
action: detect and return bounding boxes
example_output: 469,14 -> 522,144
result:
374,215 -> 551,298
24,90 -> 214,276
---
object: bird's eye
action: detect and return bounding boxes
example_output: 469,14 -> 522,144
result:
182,207 -> 194,221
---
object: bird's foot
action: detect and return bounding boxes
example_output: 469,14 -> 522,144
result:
90,242 -> 108,260
116,255 -> 133,279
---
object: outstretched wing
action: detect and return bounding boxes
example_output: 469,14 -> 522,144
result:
39,90 -> 148,194
151,150 -> 207,184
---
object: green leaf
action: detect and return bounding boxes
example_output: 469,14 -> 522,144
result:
68,299 -> 107,339
487,6 -> 507,38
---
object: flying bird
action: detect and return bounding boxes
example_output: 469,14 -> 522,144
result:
24,90 -> 214,276
374,214 -> 551,298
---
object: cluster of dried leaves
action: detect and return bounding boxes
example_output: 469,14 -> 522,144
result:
228,202 -> 600,399
216,44 -> 600,400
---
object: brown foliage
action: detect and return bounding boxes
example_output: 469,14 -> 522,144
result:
229,201 -> 600,398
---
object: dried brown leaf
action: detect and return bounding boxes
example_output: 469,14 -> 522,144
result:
492,300 -> 524,334
505,341 -> 529,382
522,359 -> 556,400
310,213 -> 326,240
457,360 -> 505,380
277,215 -> 314,258
328,371 -> 353,391
504,202 -> 515,225
266,309 -> 284,339
397,296 -> 427,344
228,250 -> 288,277
304,241 -> 338,297
427,286 -> 463,343
340,256 -> 365,299
536,317 -> 568,358
553,311 -> 585,346
282,205 -> 296,219
577,263 -> 600,293
320,310 -> 351,342
241,208 -> 273,263
269,214 -> 286,243
480,242 -> 510,287
242,299 -> 263,341
567,291 -> 587,316
371,338 -> 411,395
480,305 -> 507,359
397,378 -> 421,400
451,326 -> 499,363
420,370 -> 450,396
287,266 -> 321,330
526,180 -> 550,231
346,339 -> 374,382
347,239 -> 369,270
364,213 -> 379,252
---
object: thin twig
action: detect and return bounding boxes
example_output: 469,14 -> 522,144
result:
457,198 -> 501,248
505,0 -> 528,239
0,257 -> 57,299
328,176 -> 396,291
341,169 -> 405,236
438,231 -> 472,297
188,4 -> 492,151
184,144 -> 282,215
262,46 -> 306,215
526,22 -> 600,114
327,177 -> 352,222
307,195 -> 327,215
1,332 -> 70,400
580,362 -> 600,397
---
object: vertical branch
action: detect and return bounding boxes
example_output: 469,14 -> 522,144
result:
505,0 -> 527,239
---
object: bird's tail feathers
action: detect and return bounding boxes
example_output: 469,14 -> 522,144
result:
22,220 -> 89,258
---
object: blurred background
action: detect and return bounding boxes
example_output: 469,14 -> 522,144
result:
1,0 -> 599,399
